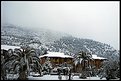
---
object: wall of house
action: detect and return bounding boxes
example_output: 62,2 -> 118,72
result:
40,57 -> 73,67
40,57 -> 105,73
74,59 -> 105,73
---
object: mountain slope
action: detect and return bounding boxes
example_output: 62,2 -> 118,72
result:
1,24 -> 119,61
47,36 -> 119,61
1,24 -> 69,46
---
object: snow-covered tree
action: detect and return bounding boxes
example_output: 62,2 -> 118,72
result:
8,46 -> 42,80
99,60 -> 120,80
42,57 -> 52,75
75,51 -> 92,79
1,49 -> 14,80
1,50 -> 7,80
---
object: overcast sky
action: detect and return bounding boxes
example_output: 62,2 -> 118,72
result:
1,1 -> 119,50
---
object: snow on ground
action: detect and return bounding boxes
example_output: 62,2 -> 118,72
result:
28,75 -> 106,80
7,74 -> 19,80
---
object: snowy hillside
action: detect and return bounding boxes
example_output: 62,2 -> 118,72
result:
1,24 -> 35,46
1,24 -> 119,61
1,24 -> 69,46
47,36 -> 119,61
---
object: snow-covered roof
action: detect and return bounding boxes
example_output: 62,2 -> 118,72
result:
1,45 -> 20,50
39,52 -> 73,58
92,54 -> 107,60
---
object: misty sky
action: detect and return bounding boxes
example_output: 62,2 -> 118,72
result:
1,1 -> 119,50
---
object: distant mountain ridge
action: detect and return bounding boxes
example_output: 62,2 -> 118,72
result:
1,24 -> 69,45
1,24 -> 119,61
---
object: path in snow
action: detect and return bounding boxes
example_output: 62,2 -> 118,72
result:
28,75 -> 106,80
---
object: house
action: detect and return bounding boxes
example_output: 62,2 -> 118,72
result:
74,54 -> 107,73
39,51 -> 107,73
1,45 -> 21,56
1,45 -> 20,50
90,54 -> 107,69
39,52 -> 74,68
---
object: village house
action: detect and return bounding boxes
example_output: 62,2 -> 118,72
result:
39,52 -> 74,68
39,52 -> 107,73
74,54 -> 107,73
1,45 -> 21,56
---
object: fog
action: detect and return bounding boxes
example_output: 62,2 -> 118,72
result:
1,1 -> 119,50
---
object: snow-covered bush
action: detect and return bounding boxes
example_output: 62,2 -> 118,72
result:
99,60 -> 120,80
42,57 -> 52,75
